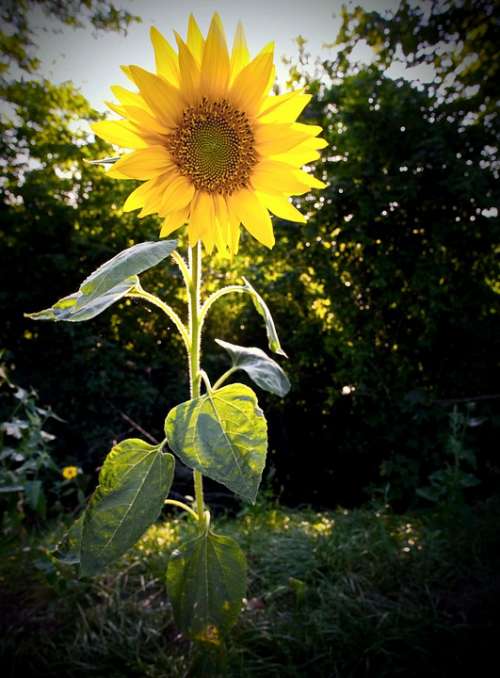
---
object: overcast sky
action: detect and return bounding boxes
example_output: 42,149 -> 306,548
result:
23,0 -> 437,111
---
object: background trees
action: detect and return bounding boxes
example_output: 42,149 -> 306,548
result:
1,0 -> 498,509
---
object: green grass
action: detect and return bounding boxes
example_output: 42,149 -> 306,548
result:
1,497 -> 499,677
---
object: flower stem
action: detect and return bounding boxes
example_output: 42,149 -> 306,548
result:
187,242 -> 205,522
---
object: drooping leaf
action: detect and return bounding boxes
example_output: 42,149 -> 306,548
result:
79,239 -> 177,303
165,384 -> 267,503
26,239 -> 177,322
242,277 -> 287,357
215,339 -> 290,397
80,438 -> 175,577
166,529 -> 247,640
26,277 -> 138,322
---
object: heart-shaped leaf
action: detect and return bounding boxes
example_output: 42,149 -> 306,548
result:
80,438 -> 175,576
165,384 -> 267,503
167,529 -> 247,640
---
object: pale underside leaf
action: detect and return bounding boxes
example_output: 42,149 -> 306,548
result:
242,277 -> 287,357
26,276 -> 138,322
215,338 -> 290,397
26,239 -> 177,323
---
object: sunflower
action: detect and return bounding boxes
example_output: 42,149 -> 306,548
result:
92,13 -> 326,256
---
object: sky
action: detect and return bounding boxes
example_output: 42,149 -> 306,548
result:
25,0 -> 435,112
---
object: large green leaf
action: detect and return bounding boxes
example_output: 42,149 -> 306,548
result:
26,276 -> 137,322
215,339 -> 290,397
80,438 -> 175,577
242,277 -> 287,357
79,239 -> 176,303
26,239 -> 177,322
165,384 -> 267,503
167,529 -> 247,639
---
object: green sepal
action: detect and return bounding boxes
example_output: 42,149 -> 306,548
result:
166,529 -> 247,640
80,438 -> 175,577
165,383 -> 267,503
242,277 -> 287,357
215,338 -> 291,397
26,239 -> 177,322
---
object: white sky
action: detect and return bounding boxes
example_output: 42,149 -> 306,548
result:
26,0 -> 436,111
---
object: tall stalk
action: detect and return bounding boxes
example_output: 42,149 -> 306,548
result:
187,242 -> 205,522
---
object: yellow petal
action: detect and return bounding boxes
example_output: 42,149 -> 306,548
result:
250,159 -> 310,195
187,14 -> 204,64
226,199 -> 241,256
128,66 -> 183,129
200,13 -> 230,100
259,91 -> 311,122
254,123 -> 312,156
213,193 -> 231,255
229,50 -> 274,117
228,189 -> 275,248
107,146 -> 173,180
91,120 -> 148,149
120,105 -> 170,136
160,174 -> 195,214
272,147 -> 320,166
138,172 -> 174,217
110,85 -> 151,112
292,122 -> 323,137
188,191 -> 214,246
150,27 -> 180,86
105,101 -> 126,117
294,169 -> 327,189
122,179 -> 159,212
256,192 -> 306,223
160,206 -> 189,237
230,21 -> 250,83
121,65 -> 135,84
175,32 -> 201,106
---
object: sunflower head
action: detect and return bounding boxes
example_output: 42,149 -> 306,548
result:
92,13 -> 326,256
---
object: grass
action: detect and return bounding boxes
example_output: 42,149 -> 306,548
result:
1,496 -> 499,677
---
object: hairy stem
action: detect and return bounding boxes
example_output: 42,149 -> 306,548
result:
128,285 -> 190,351
187,243 -> 205,522
164,499 -> 199,521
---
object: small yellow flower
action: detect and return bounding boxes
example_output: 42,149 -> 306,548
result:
92,13 -> 326,256
62,465 -> 79,480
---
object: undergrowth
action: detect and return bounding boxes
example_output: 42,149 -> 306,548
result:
1,496 -> 499,677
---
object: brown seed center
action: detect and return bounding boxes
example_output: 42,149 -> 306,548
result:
166,98 -> 256,195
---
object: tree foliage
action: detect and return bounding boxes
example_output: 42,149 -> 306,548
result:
1,1 -> 499,507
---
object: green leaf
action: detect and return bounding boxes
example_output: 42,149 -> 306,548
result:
165,384 -> 267,503
26,277 -> 138,322
242,277 -> 287,357
215,339 -> 290,397
80,438 -> 175,577
79,239 -> 177,303
166,529 -> 247,640
26,239 -> 177,322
